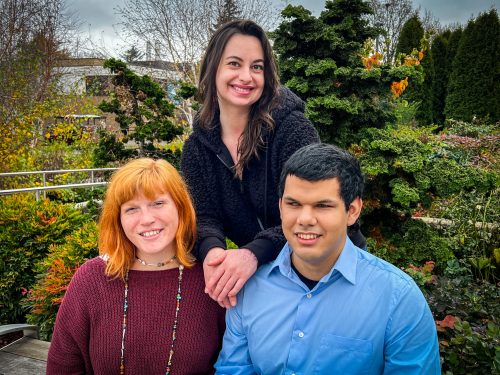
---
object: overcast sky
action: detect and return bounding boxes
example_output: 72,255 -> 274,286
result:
71,0 -> 499,57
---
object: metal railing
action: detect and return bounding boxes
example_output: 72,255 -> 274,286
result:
0,168 -> 118,200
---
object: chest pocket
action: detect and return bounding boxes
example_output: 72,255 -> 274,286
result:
314,334 -> 374,375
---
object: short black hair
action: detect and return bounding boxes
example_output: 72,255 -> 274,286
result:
278,143 -> 364,210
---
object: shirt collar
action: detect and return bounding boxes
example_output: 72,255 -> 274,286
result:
267,237 -> 358,285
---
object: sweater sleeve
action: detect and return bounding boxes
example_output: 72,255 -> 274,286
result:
46,263 -> 94,375
181,136 -> 227,261
242,110 -> 320,264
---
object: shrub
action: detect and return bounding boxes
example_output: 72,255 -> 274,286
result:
398,219 -> 455,266
0,195 -> 90,324
368,219 -> 454,270
425,260 -> 500,374
23,222 -> 98,340
439,319 -> 500,375
355,123 -> 498,253
430,190 -> 500,281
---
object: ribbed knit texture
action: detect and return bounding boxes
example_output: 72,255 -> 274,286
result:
47,257 -> 225,375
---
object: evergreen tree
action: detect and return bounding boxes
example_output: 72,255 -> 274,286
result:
445,10 -> 500,122
415,39 -> 434,125
437,27 -> 462,123
446,27 -> 463,68
395,15 -> 433,125
272,0 -> 420,146
121,46 -> 144,63
95,59 -> 183,164
395,15 -> 423,58
430,31 -> 451,125
213,0 -> 242,32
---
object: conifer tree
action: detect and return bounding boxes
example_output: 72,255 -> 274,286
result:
415,41 -> 434,125
436,27 -> 462,124
95,59 -> 183,164
446,27 -> 463,68
213,0 -> 242,32
395,15 -> 433,125
395,15 -> 423,58
430,31 -> 451,124
445,10 -> 500,122
272,0 -> 419,146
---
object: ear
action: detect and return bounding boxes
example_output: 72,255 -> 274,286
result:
278,198 -> 283,219
347,197 -> 362,226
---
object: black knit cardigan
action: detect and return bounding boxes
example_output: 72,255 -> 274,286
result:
181,87 -> 320,265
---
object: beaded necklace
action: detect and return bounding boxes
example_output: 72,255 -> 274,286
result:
135,254 -> 176,267
120,263 -> 184,375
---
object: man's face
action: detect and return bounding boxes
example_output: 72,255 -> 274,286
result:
279,175 -> 361,279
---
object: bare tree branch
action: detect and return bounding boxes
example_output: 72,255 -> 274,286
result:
367,0 -> 415,63
0,0 -> 80,122
116,0 -> 280,84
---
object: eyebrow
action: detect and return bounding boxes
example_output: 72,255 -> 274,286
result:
225,56 -> 264,64
283,196 -> 337,205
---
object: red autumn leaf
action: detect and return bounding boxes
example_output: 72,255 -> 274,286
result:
436,315 -> 457,330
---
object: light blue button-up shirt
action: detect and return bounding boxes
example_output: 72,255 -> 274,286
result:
215,238 -> 441,374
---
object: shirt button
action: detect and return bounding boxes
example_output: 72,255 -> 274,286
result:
306,293 -> 312,299
298,331 -> 304,338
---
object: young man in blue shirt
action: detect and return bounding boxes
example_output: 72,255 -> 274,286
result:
215,143 -> 441,374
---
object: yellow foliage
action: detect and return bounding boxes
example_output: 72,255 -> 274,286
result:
403,48 -> 425,67
362,52 -> 383,70
391,77 -> 409,98
1,90 -> 100,173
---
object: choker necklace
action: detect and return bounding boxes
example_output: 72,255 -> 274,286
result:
120,264 -> 184,375
135,254 -> 176,267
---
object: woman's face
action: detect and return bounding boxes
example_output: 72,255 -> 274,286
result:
120,191 -> 179,261
215,33 -> 265,112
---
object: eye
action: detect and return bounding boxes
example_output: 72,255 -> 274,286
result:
286,201 -> 300,207
252,64 -> 264,71
123,207 -> 137,214
316,203 -> 333,208
152,200 -> 165,207
228,61 -> 240,67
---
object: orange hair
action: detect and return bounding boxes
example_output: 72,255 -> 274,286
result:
98,158 -> 196,279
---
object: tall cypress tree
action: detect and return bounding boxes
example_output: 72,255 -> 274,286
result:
272,0 -> 419,146
395,15 -> 423,59
430,31 -> 451,125
445,10 -> 500,122
446,27 -> 463,68
416,41 -> 434,125
395,15 -> 433,125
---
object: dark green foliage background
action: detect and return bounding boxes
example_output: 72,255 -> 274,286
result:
445,10 -> 500,122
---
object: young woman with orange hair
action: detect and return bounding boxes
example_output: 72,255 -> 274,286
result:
47,158 -> 225,375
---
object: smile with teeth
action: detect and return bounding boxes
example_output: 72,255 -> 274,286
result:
296,233 -> 320,240
232,85 -> 253,93
140,229 -> 162,238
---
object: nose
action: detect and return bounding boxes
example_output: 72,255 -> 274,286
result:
297,206 -> 317,227
139,207 -> 155,225
239,67 -> 252,83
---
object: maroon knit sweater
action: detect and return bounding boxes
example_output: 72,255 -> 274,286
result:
47,257 -> 225,375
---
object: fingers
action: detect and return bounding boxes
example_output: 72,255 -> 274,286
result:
218,297 -> 231,309
203,248 -> 227,293
205,264 -> 225,294
227,278 -> 246,307
213,274 -> 237,305
206,255 -> 225,267
204,247 -> 226,266
202,248 -> 259,307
